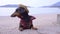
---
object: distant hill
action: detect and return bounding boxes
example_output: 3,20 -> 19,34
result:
0,4 -> 33,8
0,4 -> 18,8
42,2 -> 60,8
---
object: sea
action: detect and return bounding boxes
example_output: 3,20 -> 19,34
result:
0,7 -> 60,16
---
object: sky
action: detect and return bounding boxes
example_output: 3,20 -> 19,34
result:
0,0 -> 60,16
0,0 -> 60,7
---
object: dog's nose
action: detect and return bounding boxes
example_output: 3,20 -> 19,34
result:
11,14 -> 16,17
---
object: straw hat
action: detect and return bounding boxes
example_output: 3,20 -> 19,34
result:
18,4 -> 29,13
18,4 -> 27,8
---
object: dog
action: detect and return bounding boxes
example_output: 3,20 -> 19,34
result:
11,4 -> 37,31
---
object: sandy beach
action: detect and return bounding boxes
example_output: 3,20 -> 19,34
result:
0,14 -> 60,34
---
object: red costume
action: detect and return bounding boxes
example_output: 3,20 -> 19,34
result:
19,16 -> 36,29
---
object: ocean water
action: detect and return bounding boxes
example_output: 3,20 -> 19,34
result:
0,7 -> 60,16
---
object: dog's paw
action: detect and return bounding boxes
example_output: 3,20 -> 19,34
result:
31,27 -> 38,30
19,28 -> 24,31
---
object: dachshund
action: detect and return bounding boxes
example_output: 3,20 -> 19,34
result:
11,4 -> 37,31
